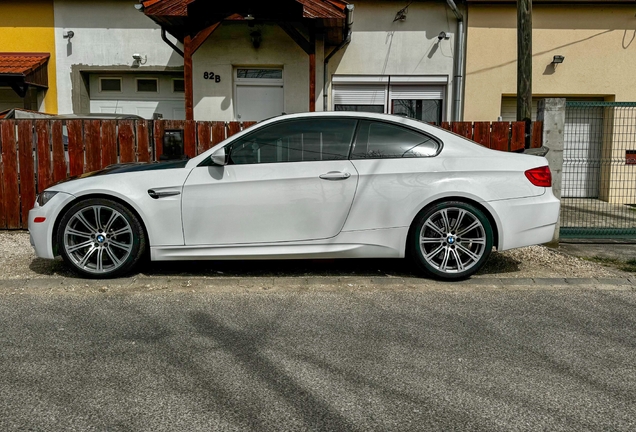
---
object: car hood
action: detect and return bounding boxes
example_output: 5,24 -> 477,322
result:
51,160 -> 189,187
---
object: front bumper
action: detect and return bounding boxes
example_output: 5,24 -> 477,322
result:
28,192 -> 77,259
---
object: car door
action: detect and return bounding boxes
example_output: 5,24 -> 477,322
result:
181,118 -> 359,245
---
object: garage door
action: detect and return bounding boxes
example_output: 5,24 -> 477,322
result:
501,97 -> 603,198
89,73 -> 185,120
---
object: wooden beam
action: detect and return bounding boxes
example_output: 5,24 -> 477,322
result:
190,22 -> 221,55
278,23 -> 314,55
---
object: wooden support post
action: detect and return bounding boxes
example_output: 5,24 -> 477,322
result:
517,0 -> 533,147
184,35 -> 194,122
309,52 -> 316,112
184,22 -> 222,122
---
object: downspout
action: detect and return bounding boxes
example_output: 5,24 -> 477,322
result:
161,28 -> 184,57
323,4 -> 354,111
446,0 -> 464,121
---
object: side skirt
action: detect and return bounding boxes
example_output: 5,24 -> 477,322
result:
151,227 -> 409,261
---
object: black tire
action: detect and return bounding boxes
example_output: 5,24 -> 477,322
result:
57,198 -> 146,279
409,201 -> 493,280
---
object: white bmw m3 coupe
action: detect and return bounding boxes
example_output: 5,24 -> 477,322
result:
29,112 -> 560,280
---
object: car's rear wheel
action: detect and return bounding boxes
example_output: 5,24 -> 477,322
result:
57,198 -> 146,278
410,201 -> 493,280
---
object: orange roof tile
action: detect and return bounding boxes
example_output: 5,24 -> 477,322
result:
0,53 -> 49,76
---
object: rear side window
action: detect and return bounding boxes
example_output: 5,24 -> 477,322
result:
229,118 -> 357,165
351,120 -> 440,159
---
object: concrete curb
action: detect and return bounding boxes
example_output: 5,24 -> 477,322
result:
0,276 -> 633,294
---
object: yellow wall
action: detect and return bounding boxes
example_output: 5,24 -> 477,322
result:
464,5 -> 636,120
0,0 -> 57,113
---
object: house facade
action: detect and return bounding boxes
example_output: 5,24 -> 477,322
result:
53,0 -> 184,119
0,0 -> 58,113
463,1 -> 636,204
141,0 -> 465,123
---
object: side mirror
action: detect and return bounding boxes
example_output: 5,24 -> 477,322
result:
210,147 -> 228,166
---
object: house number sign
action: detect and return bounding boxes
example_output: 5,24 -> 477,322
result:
203,72 -> 221,82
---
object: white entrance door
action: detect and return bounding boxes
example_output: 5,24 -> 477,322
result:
234,68 -> 284,121
235,85 -> 284,121
563,108 -> 603,198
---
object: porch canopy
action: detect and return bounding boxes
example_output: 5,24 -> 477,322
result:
0,53 -> 49,98
142,0 -> 350,119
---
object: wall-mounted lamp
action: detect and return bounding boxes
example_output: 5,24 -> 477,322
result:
63,30 -> 74,40
132,53 -> 147,64
250,30 -> 262,49
552,55 -> 565,64
134,3 -> 144,12
438,31 -> 449,41
244,13 -> 255,21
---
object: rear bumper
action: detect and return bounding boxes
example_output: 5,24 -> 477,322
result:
489,191 -> 561,251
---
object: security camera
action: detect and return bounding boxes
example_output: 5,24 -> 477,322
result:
437,31 -> 449,41
63,30 -> 74,40
132,53 -> 142,60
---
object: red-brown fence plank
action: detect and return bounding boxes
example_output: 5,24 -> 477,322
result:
85,119 -> 101,172
136,120 -> 151,162
510,121 -> 525,152
101,121 -> 117,167
118,120 -> 136,163
67,120 -> 84,176
452,122 -> 473,140
185,120 -> 196,157
197,121 -> 212,154
472,122 -> 490,147
0,122 -> 4,229
1,120 -> 20,228
18,121 -> 36,228
51,120 -> 66,184
490,122 -> 509,152
227,121 -> 241,138
531,121 -> 543,148
211,121 -> 225,145
440,121 -> 451,131
153,120 -> 164,161
242,121 -> 257,130
36,120 -> 52,192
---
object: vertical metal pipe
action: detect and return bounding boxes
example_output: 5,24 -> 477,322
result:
446,0 -> 464,121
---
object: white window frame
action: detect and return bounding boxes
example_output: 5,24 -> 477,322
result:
98,77 -> 123,93
172,78 -> 185,93
331,75 -> 449,122
135,77 -> 160,94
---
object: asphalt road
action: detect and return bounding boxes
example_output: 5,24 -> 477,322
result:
1,284 -> 635,431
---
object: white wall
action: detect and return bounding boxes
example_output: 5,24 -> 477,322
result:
328,0 -> 457,119
54,0 -> 183,114
193,22 -> 309,121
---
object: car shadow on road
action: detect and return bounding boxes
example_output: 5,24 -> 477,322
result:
28,251 -> 521,279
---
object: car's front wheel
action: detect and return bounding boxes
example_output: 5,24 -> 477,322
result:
410,201 -> 493,280
57,198 -> 146,278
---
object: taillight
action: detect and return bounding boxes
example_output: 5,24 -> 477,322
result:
525,166 -> 552,187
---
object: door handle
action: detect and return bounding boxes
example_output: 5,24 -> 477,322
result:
319,171 -> 351,181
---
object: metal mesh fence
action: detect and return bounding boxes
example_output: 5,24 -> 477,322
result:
560,101 -> 636,239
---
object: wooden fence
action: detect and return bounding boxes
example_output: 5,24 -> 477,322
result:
0,119 -> 541,229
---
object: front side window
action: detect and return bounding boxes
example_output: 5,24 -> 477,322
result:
229,119 -> 357,165
351,121 -> 440,159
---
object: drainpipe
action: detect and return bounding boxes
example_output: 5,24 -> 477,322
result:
446,0 -> 464,121
323,4 -> 354,111
161,28 -> 184,57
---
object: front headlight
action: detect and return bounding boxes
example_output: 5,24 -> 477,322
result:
36,191 -> 59,207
